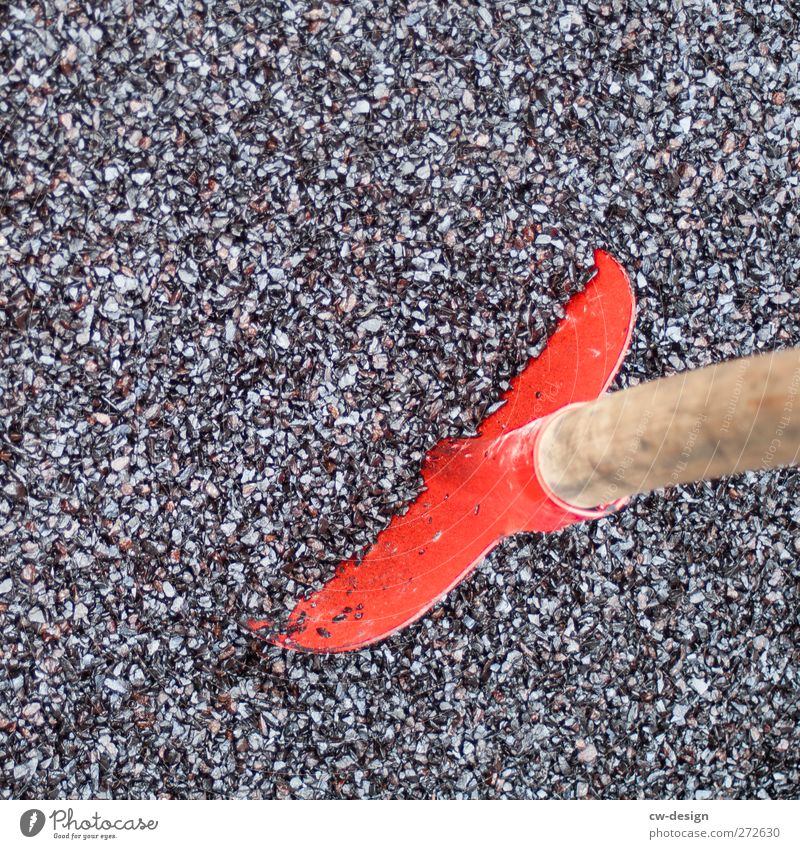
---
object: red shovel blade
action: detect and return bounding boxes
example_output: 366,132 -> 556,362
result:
249,250 -> 635,652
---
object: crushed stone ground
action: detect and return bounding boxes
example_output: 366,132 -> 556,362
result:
1,0 -> 799,798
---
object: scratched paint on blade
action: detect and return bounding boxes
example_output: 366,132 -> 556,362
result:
249,250 -> 635,652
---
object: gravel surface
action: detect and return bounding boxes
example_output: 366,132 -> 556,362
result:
1,0 -> 799,799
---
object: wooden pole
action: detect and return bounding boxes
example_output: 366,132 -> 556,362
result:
536,348 -> 800,509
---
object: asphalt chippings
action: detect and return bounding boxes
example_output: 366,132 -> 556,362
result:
1,0 -> 799,799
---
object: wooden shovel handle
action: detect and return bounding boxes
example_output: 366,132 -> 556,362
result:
537,348 -> 800,509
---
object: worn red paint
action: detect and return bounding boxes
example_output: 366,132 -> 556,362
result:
249,249 -> 635,652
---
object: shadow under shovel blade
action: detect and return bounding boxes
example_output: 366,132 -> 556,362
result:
249,249 -> 635,652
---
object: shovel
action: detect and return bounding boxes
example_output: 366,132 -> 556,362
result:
249,250 -> 800,653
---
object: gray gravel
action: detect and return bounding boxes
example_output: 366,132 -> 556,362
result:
1,0 -> 799,799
